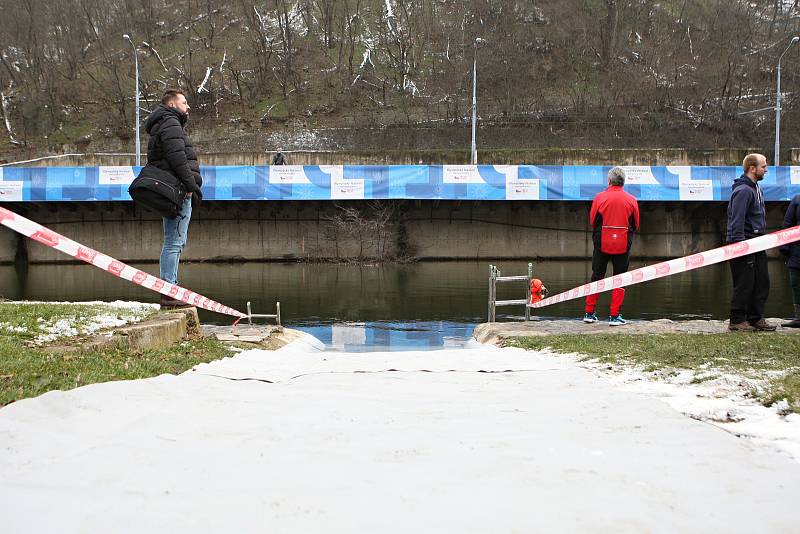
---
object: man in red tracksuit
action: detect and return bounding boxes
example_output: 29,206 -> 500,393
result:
584,166 -> 641,325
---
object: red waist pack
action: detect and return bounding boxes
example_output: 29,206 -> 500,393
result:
600,226 -> 628,254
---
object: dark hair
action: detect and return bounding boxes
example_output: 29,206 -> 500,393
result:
161,89 -> 185,105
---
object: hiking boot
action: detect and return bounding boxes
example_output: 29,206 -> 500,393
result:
583,312 -> 598,323
160,295 -> 190,308
728,321 -> 755,332
750,319 -> 776,332
608,315 -> 627,326
782,306 -> 800,328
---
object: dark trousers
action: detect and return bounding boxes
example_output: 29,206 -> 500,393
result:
790,267 -> 800,309
729,251 -> 770,324
591,248 -> 630,282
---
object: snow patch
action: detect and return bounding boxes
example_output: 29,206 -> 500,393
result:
0,322 -> 27,333
34,312 -> 149,344
4,301 -> 157,344
5,300 -> 158,310
537,350 -> 800,463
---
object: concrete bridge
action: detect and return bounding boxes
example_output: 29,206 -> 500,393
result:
0,200 -> 789,265
1,158 -> 796,265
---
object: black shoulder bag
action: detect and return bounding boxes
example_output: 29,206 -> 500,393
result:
128,116 -> 187,218
128,164 -> 186,219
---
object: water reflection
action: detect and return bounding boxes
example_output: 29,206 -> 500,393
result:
0,260 -> 794,327
295,321 -> 475,352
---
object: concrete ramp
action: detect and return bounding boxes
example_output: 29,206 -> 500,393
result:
1,340 -> 799,532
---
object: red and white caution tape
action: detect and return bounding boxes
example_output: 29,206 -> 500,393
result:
0,206 -> 246,318
530,225 -> 800,309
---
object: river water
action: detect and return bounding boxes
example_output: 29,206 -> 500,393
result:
1,259 -> 794,350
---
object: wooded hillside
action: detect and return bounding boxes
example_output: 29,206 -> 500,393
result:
2,0 -> 800,156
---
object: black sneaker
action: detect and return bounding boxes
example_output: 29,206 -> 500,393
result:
781,318 -> 800,328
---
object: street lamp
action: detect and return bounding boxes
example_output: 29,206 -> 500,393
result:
123,34 -> 141,166
775,35 -> 799,166
471,37 -> 486,165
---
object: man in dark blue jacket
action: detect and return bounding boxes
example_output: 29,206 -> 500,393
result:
726,153 -> 775,331
143,89 -> 203,307
780,194 -> 800,327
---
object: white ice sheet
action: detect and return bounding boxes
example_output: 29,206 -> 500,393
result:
1,341 -> 799,533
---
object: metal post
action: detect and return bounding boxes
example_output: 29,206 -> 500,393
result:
776,62 -> 782,166
134,47 -> 140,166
525,262 -> 533,322
471,38 -> 485,165
487,264 -> 494,322
471,54 -> 477,165
775,37 -> 799,166
123,34 -> 141,166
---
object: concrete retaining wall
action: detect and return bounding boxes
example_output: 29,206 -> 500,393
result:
0,200 -> 790,264
0,228 -> 18,264
7,148 -> 800,167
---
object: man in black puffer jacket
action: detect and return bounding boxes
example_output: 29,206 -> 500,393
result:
143,89 -> 203,307
780,194 -> 800,327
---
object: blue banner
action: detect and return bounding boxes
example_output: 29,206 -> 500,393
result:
0,165 -> 798,202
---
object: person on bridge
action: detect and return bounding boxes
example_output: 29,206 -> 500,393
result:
143,89 -> 203,307
779,193 -> 800,328
583,166 -> 640,326
726,153 -> 776,332
272,148 -> 287,165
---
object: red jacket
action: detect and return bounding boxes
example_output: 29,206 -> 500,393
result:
589,185 -> 640,254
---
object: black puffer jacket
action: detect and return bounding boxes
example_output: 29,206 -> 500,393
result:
143,104 -> 202,199
780,194 -> 800,269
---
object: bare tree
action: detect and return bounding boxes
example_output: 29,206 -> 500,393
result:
1,0 -> 800,154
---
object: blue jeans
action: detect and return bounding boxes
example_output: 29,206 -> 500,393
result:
159,197 -> 192,284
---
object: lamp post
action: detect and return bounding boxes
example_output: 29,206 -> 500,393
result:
123,34 -> 141,166
471,38 -> 485,165
775,36 -> 799,166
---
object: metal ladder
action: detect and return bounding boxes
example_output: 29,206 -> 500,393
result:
245,301 -> 281,325
487,262 -> 532,322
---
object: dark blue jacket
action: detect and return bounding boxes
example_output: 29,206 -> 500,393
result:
780,194 -> 800,269
726,175 -> 766,243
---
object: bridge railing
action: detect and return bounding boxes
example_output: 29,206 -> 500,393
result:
0,164 -> 798,202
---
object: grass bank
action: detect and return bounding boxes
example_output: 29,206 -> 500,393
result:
0,302 -> 233,406
506,334 -> 800,413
